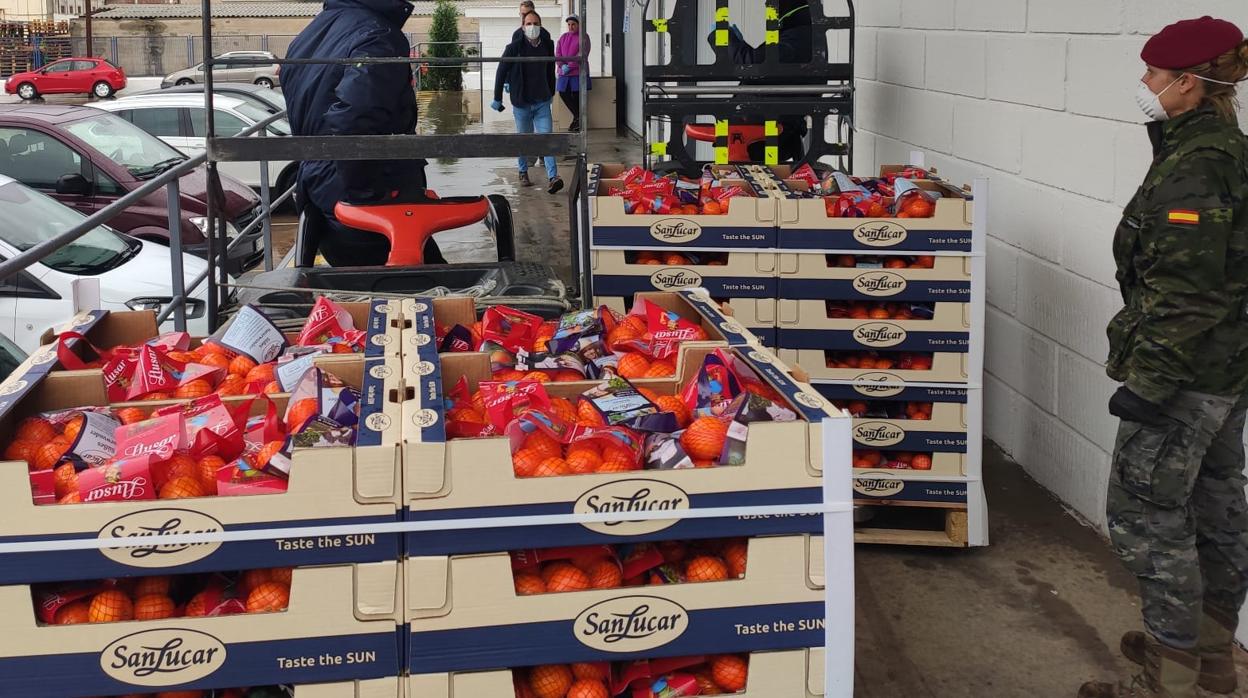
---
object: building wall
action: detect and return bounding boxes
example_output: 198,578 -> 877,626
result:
848,0 -> 1248,642
0,0 -> 52,21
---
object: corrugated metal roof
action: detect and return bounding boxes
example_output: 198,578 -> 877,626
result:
93,0 -> 499,20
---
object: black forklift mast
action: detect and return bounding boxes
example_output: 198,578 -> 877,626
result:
640,0 -> 855,175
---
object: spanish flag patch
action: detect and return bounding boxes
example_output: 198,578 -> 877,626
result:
1168,210 -> 1200,225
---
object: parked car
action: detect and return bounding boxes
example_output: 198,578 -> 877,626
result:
0,104 -> 263,274
92,93 -> 296,194
161,51 -> 280,90
140,81 -> 287,114
0,174 -> 211,352
4,58 -> 127,101
0,331 -> 26,382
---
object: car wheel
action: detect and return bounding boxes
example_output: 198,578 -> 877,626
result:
176,78 -> 194,86
92,81 -> 114,99
16,83 -> 36,100
254,77 -> 274,89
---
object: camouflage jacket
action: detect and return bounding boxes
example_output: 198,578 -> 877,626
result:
1106,108 -> 1248,404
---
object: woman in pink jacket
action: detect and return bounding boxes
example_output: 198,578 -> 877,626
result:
555,14 -> 590,131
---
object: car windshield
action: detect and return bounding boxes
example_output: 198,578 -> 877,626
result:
235,101 -> 290,135
0,332 -> 25,380
65,111 -> 186,179
0,181 -> 138,275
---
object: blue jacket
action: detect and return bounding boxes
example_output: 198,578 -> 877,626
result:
283,0 -> 424,215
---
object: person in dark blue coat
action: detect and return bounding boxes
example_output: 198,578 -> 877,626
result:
283,0 -> 445,265
492,11 -> 563,194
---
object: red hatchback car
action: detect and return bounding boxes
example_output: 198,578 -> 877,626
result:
4,58 -> 127,101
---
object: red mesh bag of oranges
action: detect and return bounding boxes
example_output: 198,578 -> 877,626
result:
294,296 -> 366,352
509,538 -> 749,597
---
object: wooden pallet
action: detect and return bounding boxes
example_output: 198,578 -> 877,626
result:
853,504 -> 969,547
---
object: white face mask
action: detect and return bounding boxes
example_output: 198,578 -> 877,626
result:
1135,77 -> 1179,122
524,24 -> 541,40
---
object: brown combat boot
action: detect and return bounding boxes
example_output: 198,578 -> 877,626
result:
1121,610 -> 1238,693
1080,634 -> 1201,697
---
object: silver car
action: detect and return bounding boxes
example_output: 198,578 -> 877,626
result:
161,51 -> 280,89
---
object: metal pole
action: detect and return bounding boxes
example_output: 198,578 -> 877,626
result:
576,0 -> 591,306
644,84 -> 854,96
202,0 -> 219,330
258,128 -> 274,272
83,0 -> 92,58
166,179 -> 187,332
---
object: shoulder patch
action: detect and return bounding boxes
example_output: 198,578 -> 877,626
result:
1167,210 -> 1200,225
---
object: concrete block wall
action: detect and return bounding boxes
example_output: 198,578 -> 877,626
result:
848,1 -> 1248,643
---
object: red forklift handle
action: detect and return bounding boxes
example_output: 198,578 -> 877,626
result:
334,192 -> 489,266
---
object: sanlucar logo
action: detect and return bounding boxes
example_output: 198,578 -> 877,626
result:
853,271 -> 908,297
853,476 -> 905,498
411,360 -> 436,377
371,333 -> 393,347
852,374 -> 905,397
574,479 -> 690,535
854,421 -> 905,448
649,218 -> 702,244
410,408 -> 439,429
0,378 -> 28,396
852,221 -> 908,247
369,364 -> 394,380
98,509 -> 223,567
649,267 -> 703,291
574,596 -> 689,652
854,322 -> 907,348
101,628 -> 226,685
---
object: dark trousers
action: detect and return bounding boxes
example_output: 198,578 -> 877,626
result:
559,89 -> 581,126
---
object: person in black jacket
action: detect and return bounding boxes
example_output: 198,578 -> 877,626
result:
492,11 -> 563,194
283,0 -> 445,265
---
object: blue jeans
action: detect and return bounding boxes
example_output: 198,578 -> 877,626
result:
513,100 -> 558,180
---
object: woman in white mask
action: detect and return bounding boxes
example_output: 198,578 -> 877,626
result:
492,11 -> 563,194
1085,15 -> 1248,698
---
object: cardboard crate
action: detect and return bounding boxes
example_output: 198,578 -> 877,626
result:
595,293 -> 774,350
0,563 -> 402,697
778,253 -> 973,302
776,348 -> 970,385
407,647 -> 826,697
0,355 -> 404,585
292,677 -> 402,698
589,163 -> 779,251
774,180 -> 973,253
405,535 -> 825,672
777,300 -> 970,353
401,346 -> 844,556
590,248 -> 779,300
36,299 -> 405,370
746,164 -> 940,190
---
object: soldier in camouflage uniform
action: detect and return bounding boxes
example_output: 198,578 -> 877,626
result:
1081,16 -> 1248,698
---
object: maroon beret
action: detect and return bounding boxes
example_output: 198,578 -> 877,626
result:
1142,16 -> 1244,69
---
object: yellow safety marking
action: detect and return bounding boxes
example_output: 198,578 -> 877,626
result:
765,146 -> 779,165
765,120 -> 779,137
651,18 -> 668,32
715,120 -> 729,138
715,146 -> 729,164
715,7 -> 730,21
650,142 -> 668,155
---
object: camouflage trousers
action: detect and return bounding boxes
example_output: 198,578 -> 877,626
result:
1107,389 -> 1248,648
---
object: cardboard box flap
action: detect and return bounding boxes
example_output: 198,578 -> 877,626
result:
808,648 -> 826,695
356,561 -> 400,619
354,357 -> 403,501
298,678 -> 400,698
808,536 -> 826,588
407,556 -> 451,618
672,289 -> 754,345
38,308 -> 115,347
405,440 -> 450,495
736,348 -> 841,423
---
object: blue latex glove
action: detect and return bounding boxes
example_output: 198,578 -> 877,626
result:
503,82 -> 510,93
490,100 -> 505,112
560,64 -> 571,76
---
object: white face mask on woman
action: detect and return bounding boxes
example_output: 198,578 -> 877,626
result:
1135,72 -> 1240,122
524,24 -> 542,40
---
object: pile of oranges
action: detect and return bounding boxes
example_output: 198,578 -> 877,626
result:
512,538 -> 749,595
514,654 -> 749,698
629,251 -> 729,267
837,400 -> 934,421
38,567 -> 292,626
826,301 -> 934,321
853,450 -> 934,471
826,254 -> 936,269
824,351 -> 934,371
135,344 -> 295,402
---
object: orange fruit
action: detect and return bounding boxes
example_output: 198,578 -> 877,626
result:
656,395 -> 691,428
184,591 -> 211,617
159,476 -> 205,500
525,431 -> 563,459
55,599 -> 91,625
533,457 -> 569,478
571,662 -> 609,681
246,582 -> 290,613
514,572 -> 547,596
199,353 -> 231,371
88,590 -> 134,623
566,442 -> 601,460
542,562 -> 590,592
16,417 -> 56,443
868,307 -> 892,320
695,673 -> 725,695
229,355 -> 258,377
198,455 -> 226,492
215,374 -> 247,397
512,448 -> 545,478
722,540 -> 748,578
115,407 -> 147,425
567,680 -> 610,698
448,406 -> 487,424
702,200 -> 723,215
622,314 -> 648,334
911,454 -> 933,470
549,397 -> 578,424
141,391 -> 173,401
529,665 -> 574,698
57,491 -> 81,505
587,560 -> 622,589
681,416 -> 729,461
494,369 -> 528,382
201,342 -> 236,358
565,449 -> 602,475
245,363 -> 276,385
525,371 -> 552,383
52,462 -> 78,498
5,440 -> 37,467
616,352 -> 651,379
552,369 -> 587,382
685,555 -> 729,583
638,387 -> 661,402
133,575 -> 172,598
595,459 -> 633,473
577,400 -> 605,427
239,568 -> 274,595
133,594 -> 177,621
263,381 -> 282,394
62,414 -> 85,444
255,440 -> 286,469
711,654 -> 749,691
270,567 -> 294,585
287,398 -> 320,430
35,438 -> 71,472
658,540 -> 688,564
644,360 -> 676,377
174,379 -> 212,400
164,452 -> 199,483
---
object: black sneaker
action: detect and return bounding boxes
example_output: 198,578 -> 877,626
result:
519,171 -> 532,187
547,177 -> 564,194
